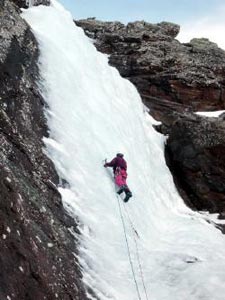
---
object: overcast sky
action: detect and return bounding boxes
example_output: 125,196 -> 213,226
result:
59,0 -> 225,49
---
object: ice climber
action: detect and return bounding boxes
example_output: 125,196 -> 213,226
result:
104,153 -> 132,202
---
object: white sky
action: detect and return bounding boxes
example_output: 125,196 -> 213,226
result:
177,5 -> 225,50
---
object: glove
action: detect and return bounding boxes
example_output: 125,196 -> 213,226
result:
104,163 -> 107,168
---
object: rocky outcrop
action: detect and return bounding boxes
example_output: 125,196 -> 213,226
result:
163,114 -> 225,214
11,0 -> 50,8
0,1 -> 87,299
76,19 -> 225,124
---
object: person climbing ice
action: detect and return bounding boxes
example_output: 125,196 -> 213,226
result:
104,153 -> 132,202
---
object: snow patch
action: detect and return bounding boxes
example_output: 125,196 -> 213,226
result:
19,266 -> 24,273
6,177 -> 11,183
195,110 -> 225,117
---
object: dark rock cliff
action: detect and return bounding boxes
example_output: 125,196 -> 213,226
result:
165,114 -> 225,213
0,1 -> 88,299
11,0 -> 50,8
76,19 -> 225,124
77,19 -> 225,216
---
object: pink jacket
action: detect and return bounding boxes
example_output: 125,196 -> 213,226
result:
115,169 -> 127,187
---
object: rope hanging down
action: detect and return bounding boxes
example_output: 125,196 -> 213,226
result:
122,204 -> 140,239
116,194 -> 142,300
123,203 -> 149,300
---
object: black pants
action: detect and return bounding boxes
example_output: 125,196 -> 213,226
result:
117,185 -> 132,202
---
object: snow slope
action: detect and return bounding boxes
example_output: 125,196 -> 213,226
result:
195,110 -> 225,117
22,2 -> 225,299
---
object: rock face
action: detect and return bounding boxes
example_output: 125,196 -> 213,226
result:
11,0 -> 50,8
164,114 -> 225,213
76,19 -> 225,124
0,1 -> 88,299
77,19 -> 225,215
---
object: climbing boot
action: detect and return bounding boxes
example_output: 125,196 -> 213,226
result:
123,192 -> 132,202
117,185 -> 126,195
